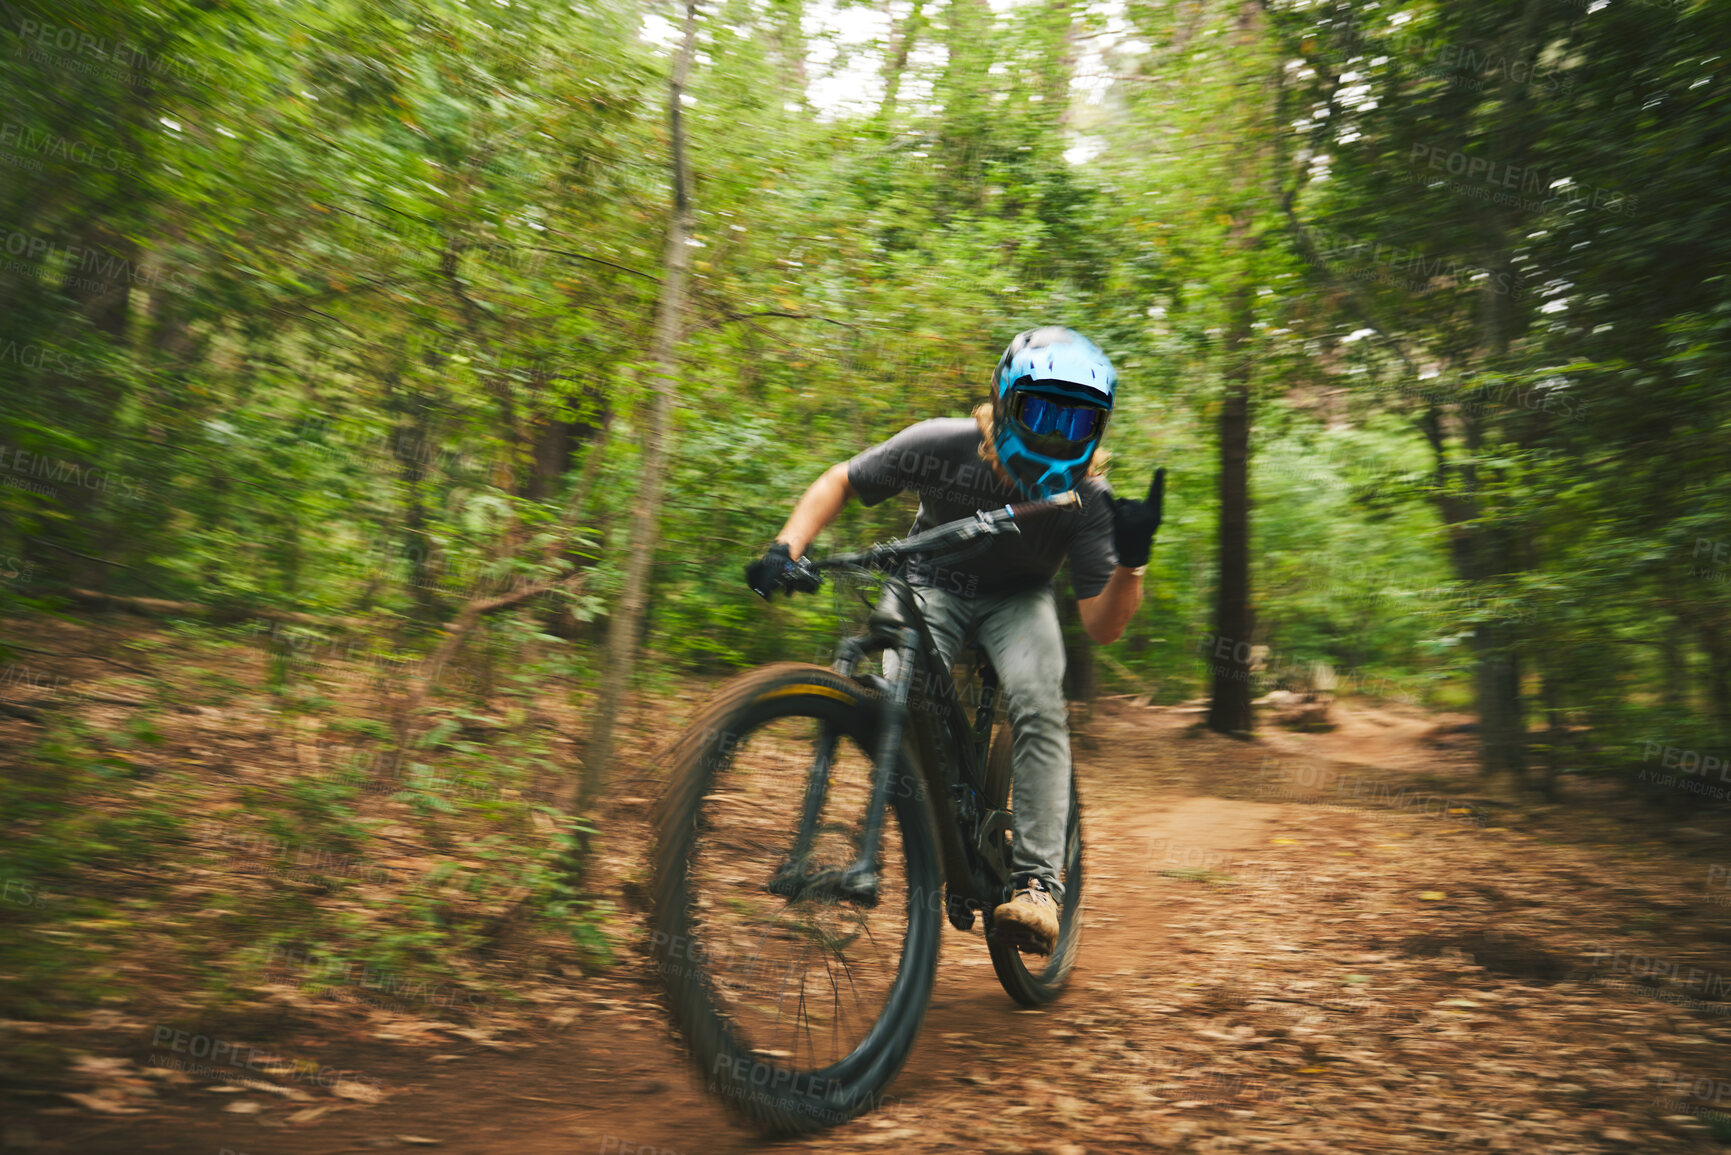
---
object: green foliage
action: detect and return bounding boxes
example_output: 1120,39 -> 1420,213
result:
1,0 -> 1729,1042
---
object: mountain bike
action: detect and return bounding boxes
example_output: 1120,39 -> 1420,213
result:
649,494 -> 1086,1134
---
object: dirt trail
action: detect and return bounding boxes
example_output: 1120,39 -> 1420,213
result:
14,699 -> 1731,1154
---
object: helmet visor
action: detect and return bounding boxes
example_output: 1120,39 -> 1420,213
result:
1011,391 -> 1108,453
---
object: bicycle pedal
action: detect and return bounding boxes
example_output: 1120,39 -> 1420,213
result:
766,864 -> 880,907
990,924 -> 1052,957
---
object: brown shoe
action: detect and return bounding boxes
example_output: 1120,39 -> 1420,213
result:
992,877 -> 1059,956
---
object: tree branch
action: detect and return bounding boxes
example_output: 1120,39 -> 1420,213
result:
687,309 -> 860,336
518,246 -> 659,282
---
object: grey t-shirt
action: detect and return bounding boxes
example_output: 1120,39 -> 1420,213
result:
846,418 -> 1120,599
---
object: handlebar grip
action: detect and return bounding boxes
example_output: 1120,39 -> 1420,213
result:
1002,490 -> 1083,522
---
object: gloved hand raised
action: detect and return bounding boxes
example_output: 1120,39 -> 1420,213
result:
1110,467 -> 1165,570
745,542 -> 821,600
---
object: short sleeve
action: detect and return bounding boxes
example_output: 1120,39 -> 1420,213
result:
846,420 -> 944,507
1068,482 -> 1119,600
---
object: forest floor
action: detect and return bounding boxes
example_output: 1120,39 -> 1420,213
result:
5,615 -> 1731,1154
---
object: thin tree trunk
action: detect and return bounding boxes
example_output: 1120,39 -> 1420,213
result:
1455,0 -> 1546,784
1207,274 -> 1256,736
877,0 -> 926,125
1205,2 -> 1269,738
1537,660 -> 1564,801
1696,621 -> 1731,753
580,1 -> 699,808
389,387 -> 439,622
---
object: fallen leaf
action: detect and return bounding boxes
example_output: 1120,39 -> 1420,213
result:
70,1055 -> 135,1077
1417,891 -> 1447,900
61,1092 -> 144,1115
332,1080 -> 384,1103
239,1080 -> 313,1101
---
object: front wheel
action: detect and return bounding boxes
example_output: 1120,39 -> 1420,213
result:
649,663 -> 942,1134
983,723 -> 1085,1006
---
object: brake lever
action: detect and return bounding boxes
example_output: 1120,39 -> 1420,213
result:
788,557 -> 822,595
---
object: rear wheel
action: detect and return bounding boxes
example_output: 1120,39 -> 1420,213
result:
650,663 -> 941,1133
982,723 -> 1085,1006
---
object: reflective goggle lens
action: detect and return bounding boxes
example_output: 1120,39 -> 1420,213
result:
1015,394 -> 1104,443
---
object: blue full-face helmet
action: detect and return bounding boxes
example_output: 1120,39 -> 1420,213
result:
989,326 -> 1117,500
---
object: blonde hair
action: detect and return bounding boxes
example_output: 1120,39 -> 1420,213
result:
972,400 -> 1110,487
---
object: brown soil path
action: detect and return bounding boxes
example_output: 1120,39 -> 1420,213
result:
12,700 -> 1731,1154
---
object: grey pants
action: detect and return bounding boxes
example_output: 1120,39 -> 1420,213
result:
881,583 -> 1072,901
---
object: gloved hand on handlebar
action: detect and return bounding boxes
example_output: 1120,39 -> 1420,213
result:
1110,467 -> 1165,570
745,541 -> 821,600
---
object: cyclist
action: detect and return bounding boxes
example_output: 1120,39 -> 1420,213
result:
745,326 -> 1163,954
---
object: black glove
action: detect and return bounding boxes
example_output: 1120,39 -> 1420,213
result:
745,542 -> 820,600
1110,467 -> 1165,570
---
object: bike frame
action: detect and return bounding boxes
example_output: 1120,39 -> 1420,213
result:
774,569 -> 1014,930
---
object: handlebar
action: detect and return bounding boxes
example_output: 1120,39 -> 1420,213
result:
799,490 -> 1082,585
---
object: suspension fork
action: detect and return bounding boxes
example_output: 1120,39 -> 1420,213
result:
768,633 -> 913,906
774,638 -> 864,871
839,627 -> 919,900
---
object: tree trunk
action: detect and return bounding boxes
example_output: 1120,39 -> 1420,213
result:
579,2 -> 699,808
1469,569 -> 1527,781
1207,275 -> 1256,736
1537,659 -> 1564,801
877,0 -> 926,125
389,386 -> 440,622
1696,621 -> 1731,753
1454,1 -> 1545,783
524,383 -> 608,502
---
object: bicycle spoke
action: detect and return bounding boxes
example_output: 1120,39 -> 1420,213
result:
685,714 -> 910,1070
